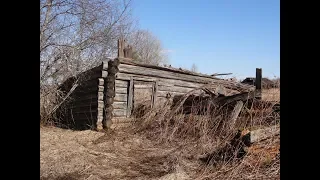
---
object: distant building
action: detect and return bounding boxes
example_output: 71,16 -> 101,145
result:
241,77 -> 278,89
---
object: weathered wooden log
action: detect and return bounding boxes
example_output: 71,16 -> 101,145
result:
249,126 -> 280,143
106,90 -> 115,98
229,101 -> 244,130
115,87 -> 127,94
114,94 -> 127,102
115,80 -> 128,87
113,109 -> 127,117
105,106 -> 114,113
105,76 -> 116,83
113,102 -> 127,109
213,91 -> 256,105
105,98 -> 114,105
118,63 -> 215,84
119,59 -> 219,79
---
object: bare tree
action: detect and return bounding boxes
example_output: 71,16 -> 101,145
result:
191,63 -> 198,72
128,30 -> 168,66
40,0 -> 135,87
40,0 -> 136,122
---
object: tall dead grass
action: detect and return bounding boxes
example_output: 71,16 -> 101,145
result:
97,89 -> 280,179
41,86 -> 280,179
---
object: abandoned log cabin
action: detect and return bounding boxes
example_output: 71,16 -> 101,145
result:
57,57 -> 257,130
56,39 -> 259,130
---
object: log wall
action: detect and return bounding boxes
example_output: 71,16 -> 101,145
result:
57,64 -> 106,130
110,58 -> 224,120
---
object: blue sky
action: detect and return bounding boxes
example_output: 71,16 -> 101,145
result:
132,0 -> 279,80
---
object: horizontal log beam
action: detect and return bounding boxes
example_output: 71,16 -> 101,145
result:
113,101 -> 127,109
113,108 -> 127,117
114,93 -> 127,102
118,63 -> 218,84
115,80 -> 128,87
158,85 -> 194,93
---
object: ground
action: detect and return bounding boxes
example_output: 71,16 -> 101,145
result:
40,88 -> 280,180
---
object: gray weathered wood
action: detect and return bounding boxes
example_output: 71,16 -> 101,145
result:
112,118 -> 135,123
116,72 -> 157,82
134,84 -> 154,89
105,106 -> 114,113
157,91 -> 186,98
118,64 -> 216,84
118,38 -> 125,58
158,85 -> 194,93
229,101 -> 244,130
98,86 -> 104,92
97,100 -> 104,109
119,59 -> 220,80
113,109 -> 127,117
250,126 -> 279,143
102,60 -> 109,71
127,77 -> 133,117
105,90 -> 115,98
114,93 -> 127,102
113,102 -> 127,109
115,87 -> 127,94
215,85 -> 227,96
213,91 -> 256,105
105,97 -> 114,105
98,78 -> 104,86
115,80 -> 128,88
158,78 -> 204,88
102,70 -> 108,78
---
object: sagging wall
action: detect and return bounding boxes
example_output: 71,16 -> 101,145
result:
108,58 -> 223,122
57,65 -> 105,130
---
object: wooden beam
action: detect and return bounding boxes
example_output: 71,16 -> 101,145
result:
250,126 -> 280,143
115,80 -> 128,88
113,109 -> 127,117
115,87 -> 127,94
229,101 -> 244,130
113,102 -> 127,109
118,38 -> 124,58
213,91 -> 256,105
118,64 -> 216,84
152,81 -> 158,108
119,58 -> 220,80
127,77 -> 133,117
255,68 -> 262,99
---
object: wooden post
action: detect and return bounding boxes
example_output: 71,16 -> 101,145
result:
118,38 -> 124,58
255,68 -> 262,99
152,81 -> 158,108
127,77 -> 134,117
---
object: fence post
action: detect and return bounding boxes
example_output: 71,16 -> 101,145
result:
255,68 -> 262,99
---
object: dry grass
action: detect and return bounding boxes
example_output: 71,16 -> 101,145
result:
262,88 -> 280,102
41,86 -> 280,180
